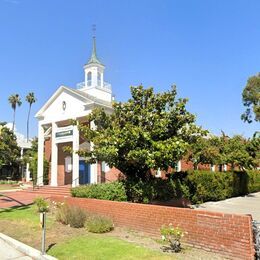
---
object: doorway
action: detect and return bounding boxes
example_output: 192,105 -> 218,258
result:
79,160 -> 90,185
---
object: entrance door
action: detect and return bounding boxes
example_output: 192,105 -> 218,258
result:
79,160 -> 90,185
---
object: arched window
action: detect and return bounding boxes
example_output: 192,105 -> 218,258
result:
97,72 -> 101,86
87,72 -> 92,86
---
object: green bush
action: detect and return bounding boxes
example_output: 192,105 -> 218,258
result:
124,175 -> 190,203
34,197 -> 49,212
0,180 -> 18,185
56,203 -> 87,228
71,181 -> 127,201
71,170 -> 260,205
184,170 -> 260,204
247,170 -> 260,193
86,215 -> 113,233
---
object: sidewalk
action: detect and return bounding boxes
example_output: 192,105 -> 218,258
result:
0,233 -> 56,260
195,192 -> 260,221
0,237 -> 32,260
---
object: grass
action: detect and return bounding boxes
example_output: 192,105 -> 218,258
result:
0,205 -> 172,259
0,204 -> 221,259
48,235 -> 172,259
0,184 -> 19,191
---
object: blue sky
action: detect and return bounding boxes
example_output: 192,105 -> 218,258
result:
0,0 -> 259,138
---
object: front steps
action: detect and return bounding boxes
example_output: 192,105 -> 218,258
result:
25,185 -> 71,197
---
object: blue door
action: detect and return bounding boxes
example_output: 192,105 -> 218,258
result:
79,161 -> 90,185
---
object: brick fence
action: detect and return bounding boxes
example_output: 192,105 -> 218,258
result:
51,196 -> 255,260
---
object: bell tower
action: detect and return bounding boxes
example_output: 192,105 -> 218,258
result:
78,33 -> 112,103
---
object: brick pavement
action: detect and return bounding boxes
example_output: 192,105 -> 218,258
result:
0,191 -> 49,209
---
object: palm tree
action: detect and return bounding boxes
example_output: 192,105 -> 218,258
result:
8,94 -> 22,132
25,92 -> 36,142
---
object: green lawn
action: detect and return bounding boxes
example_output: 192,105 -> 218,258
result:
48,235 -> 172,260
0,205 -> 172,259
0,184 -> 19,191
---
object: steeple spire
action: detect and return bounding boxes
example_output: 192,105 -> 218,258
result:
87,26 -> 103,65
87,36 -> 102,65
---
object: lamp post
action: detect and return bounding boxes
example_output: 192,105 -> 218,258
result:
40,211 -> 47,255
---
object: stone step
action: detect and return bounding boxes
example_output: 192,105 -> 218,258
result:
24,186 -> 71,197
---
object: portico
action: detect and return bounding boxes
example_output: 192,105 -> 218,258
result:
35,36 -> 113,187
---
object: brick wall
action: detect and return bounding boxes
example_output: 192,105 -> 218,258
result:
51,196 -> 255,260
105,167 -> 124,182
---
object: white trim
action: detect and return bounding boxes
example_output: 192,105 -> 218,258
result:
35,86 -> 94,118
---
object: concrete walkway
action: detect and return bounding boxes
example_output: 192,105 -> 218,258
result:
195,192 -> 260,221
0,238 -> 32,260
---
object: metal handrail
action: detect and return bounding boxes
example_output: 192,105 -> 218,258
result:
71,176 -> 80,187
32,176 -> 44,191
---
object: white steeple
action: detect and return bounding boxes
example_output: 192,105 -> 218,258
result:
77,36 -> 112,103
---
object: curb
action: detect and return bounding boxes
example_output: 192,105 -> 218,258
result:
0,233 -> 57,260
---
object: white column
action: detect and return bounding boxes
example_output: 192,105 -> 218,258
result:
72,124 -> 79,187
37,123 -> 44,186
90,121 -> 98,183
25,163 -> 31,182
211,164 -> 215,172
50,122 -> 58,186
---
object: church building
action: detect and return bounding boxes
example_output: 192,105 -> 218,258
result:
35,37 -> 119,187
36,37 -> 222,187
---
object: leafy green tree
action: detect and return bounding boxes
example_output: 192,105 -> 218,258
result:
186,136 -> 220,169
78,85 -> 207,179
241,73 -> 260,123
25,92 -> 36,142
0,123 -> 20,176
246,132 -> 260,169
216,134 -> 258,170
8,94 -> 22,131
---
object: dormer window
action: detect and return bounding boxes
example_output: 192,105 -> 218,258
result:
97,72 -> 101,86
87,72 -> 92,86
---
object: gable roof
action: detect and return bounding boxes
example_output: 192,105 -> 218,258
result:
35,85 -> 112,118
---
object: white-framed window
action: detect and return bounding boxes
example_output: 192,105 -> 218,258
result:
87,71 -> 92,86
65,156 -> 72,173
97,72 -> 101,86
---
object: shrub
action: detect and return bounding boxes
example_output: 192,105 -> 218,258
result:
124,175 -> 190,203
247,170 -> 260,193
86,215 -> 113,233
160,224 -> 184,253
34,197 -> 49,212
71,181 -> 127,201
0,180 -> 18,185
56,203 -> 87,228
183,170 -> 260,204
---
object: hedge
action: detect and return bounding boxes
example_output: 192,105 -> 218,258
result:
70,170 -> 260,205
71,181 -> 127,201
183,170 -> 260,204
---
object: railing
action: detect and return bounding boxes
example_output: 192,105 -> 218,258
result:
32,176 -> 44,191
76,82 -> 85,89
71,176 -> 80,188
76,81 -> 112,91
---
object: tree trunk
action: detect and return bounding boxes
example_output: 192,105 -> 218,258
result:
27,105 -> 31,142
12,108 -> 16,132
